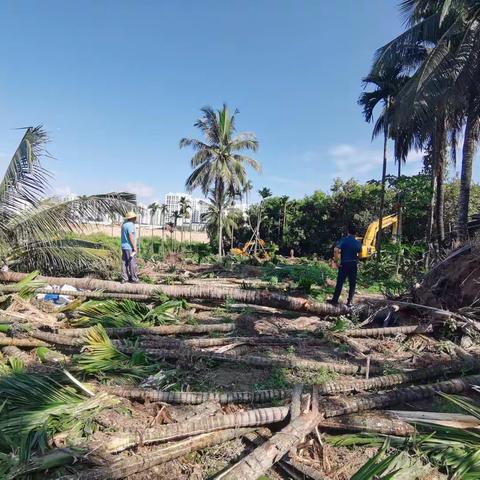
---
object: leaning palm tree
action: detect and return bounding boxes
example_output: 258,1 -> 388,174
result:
180,104 -> 260,256
0,126 -> 135,276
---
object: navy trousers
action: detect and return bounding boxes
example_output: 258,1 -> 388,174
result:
332,261 -> 357,303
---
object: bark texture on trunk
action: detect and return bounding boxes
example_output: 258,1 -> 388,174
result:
458,110 -> 479,241
118,346 -> 376,375
58,427 -> 254,480
61,323 -> 235,338
2,345 -> 36,364
376,124 -> 389,259
103,406 -> 289,453
323,373 -> 480,418
317,358 -> 479,395
344,324 -> 431,337
0,272 -> 344,316
321,412 -> 415,436
100,386 -> 291,405
220,412 -> 321,480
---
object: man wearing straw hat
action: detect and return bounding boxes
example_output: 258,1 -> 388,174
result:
121,211 -> 139,283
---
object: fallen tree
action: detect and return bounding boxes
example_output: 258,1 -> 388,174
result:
117,346 -> 375,375
0,271 -> 344,316
100,386 -> 291,405
102,406 -> 289,453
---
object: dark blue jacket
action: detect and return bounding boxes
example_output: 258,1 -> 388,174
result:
337,235 -> 362,264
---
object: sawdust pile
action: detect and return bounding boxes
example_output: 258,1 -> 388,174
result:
414,245 -> 480,310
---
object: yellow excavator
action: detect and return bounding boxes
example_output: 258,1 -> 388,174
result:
358,214 -> 398,259
231,239 -> 270,259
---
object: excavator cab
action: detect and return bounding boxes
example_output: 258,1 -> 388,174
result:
358,214 -> 398,260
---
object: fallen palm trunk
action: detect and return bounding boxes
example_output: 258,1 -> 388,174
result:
0,336 -> 49,347
103,406 -> 289,453
29,330 -> 83,347
316,358 -> 480,395
344,324 -> 432,337
0,272 -> 345,316
58,427 -> 255,480
388,410 -> 480,429
100,386 -> 291,404
117,346 -> 374,375
118,335 -> 328,349
320,411 -> 415,436
323,373 -> 480,418
59,323 -> 235,338
218,412 -> 322,480
2,345 -> 36,364
243,429 -> 323,480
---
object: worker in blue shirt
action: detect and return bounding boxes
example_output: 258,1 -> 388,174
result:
120,211 -> 139,283
328,224 -> 362,307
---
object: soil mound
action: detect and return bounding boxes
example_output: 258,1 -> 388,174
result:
413,245 -> 480,310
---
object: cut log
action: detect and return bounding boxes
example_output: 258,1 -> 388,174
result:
388,410 -> 480,429
0,337 -> 49,347
29,330 -> 83,347
344,324 -> 432,337
322,373 -> 480,418
316,358 -> 480,395
0,271 -> 345,316
2,345 -> 35,365
117,346 -> 375,375
99,386 -> 291,405
218,412 -> 322,480
115,335 -> 328,350
320,411 -> 415,436
58,427 -> 255,480
102,406 -> 289,453
59,323 -> 235,338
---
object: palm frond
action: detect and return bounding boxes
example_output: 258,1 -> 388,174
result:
0,126 -> 51,219
75,325 -> 153,378
9,239 -> 116,277
7,192 -> 135,243
12,270 -> 46,299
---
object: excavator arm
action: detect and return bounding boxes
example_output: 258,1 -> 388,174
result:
359,214 -> 398,259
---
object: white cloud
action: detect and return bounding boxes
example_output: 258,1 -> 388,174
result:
124,182 -> 156,202
329,143 -> 423,179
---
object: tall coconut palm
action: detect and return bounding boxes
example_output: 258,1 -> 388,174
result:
373,0 -> 480,241
0,126 -> 135,276
147,202 -> 160,239
159,203 -> 168,252
359,67 -> 409,258
179,196 -> 191,250
180,104 -> 260,256
172,210 -> 181,251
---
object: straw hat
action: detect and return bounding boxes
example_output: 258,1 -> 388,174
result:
124,211 -> 137,220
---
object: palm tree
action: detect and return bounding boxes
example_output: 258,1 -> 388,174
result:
180,104 -> 260,256
359,67 -> 409,258
0,126 -> 135,276
372,0 -> 480,241
159,203 -> 168,252
179,196 -> 191,250
254,187 -> 272,254
243,180 -> 253,209
147,202 -> 160,239
172,210 -> 181,251
279,195 -> 289,241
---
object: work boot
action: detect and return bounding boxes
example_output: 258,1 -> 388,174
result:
346,299 -> 354,308
326,299 -> 339,306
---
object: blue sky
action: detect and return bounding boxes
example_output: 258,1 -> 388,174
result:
0,1 -> 476,204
